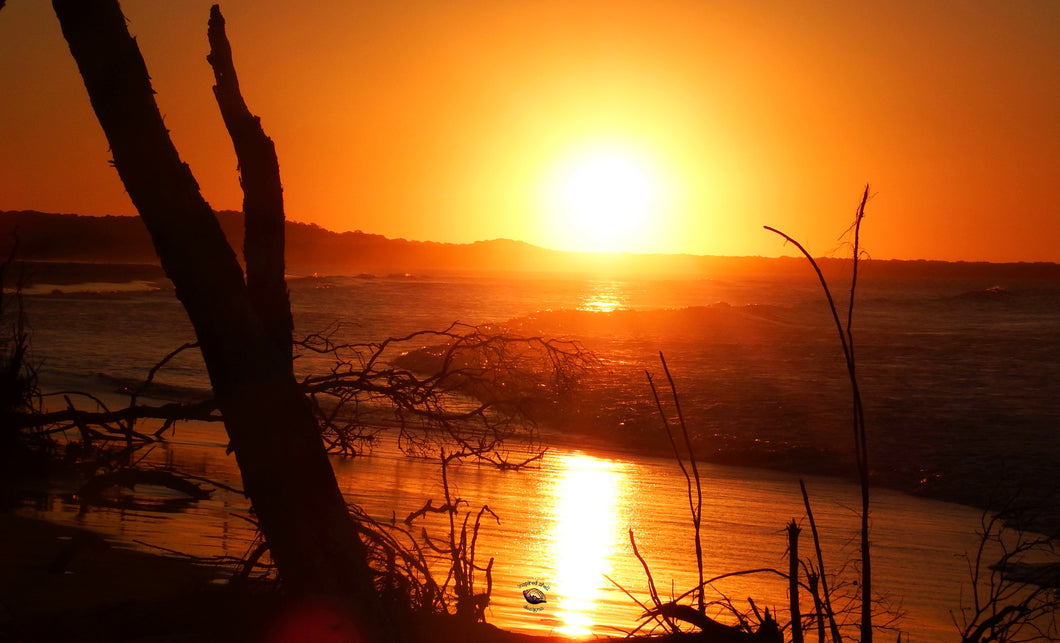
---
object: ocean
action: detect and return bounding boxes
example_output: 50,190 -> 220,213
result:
9,261 -> 1060,640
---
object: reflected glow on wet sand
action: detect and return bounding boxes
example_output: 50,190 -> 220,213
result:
549,454 -> 625,636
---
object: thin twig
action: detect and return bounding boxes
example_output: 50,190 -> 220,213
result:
801,479 -> 844,643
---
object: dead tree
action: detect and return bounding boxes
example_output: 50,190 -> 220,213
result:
954,505 -> 1060,642
765,186 -> 872,642
51,0 -> 382,635
788,519 -> 804,643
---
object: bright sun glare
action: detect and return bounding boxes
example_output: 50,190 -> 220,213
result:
544,148 -> 661,253
552,454 -> 622,637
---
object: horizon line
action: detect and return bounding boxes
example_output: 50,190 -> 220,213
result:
2,208 -> 1058,266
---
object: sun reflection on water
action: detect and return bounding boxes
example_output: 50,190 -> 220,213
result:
549,453 -> 625,637
577,281 -> 630,313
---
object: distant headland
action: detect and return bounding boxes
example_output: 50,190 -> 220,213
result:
2,210 -> 1058,281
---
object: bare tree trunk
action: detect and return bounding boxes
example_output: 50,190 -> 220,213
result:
51,0 -> 381,634
787,519 -> 804,643
206,5 -> 293,362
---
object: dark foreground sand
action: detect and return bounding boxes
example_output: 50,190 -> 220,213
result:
0,513 -> 234,642
0,513 -> 580,643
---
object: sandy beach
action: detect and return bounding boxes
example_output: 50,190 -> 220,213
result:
0,512 -> 238,642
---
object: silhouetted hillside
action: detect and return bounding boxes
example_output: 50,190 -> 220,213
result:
3,210 -> 1059,281
0,210 -> 559,275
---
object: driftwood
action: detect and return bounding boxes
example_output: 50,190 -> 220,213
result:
643,603 -> 783,642
76,468 -> 213,504
11,399 -> 221,433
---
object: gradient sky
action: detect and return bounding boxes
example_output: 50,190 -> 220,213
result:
2,1 -> 1058,261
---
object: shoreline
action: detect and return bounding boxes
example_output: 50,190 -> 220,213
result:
5,428 -> 1054,642
535,425 -> 1060,535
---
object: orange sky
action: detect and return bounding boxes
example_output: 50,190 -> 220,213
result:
1,1 -> 1058,262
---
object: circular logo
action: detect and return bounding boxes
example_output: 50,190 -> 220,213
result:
518,580 -> 552,613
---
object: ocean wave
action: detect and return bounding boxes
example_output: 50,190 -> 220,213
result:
15,280 -> 169,296
503,303 -> 814,344
93,372 -> 212,403
952,284 -> 1013,301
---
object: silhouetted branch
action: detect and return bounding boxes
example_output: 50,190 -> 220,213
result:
603,573 -> 658,633
12,399 -> 222,433
9,319 -> 584,497
629,528 -> 677,633
342,448 -> 501,622
635,353 -> 792,639
647,351 -> 706,614
954,503 -> 1060,642
1,233 -> 40,428
801,479 -> 844,643
765,185 -> 873,642
660,352 -> 706,612
298,322 -> 592,462
139,342 -> 198,397
788,519 -> 804,643
207,5 -> 292,360
641,602 -> 769,642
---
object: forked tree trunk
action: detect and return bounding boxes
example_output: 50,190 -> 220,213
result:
51,0 -> 381,634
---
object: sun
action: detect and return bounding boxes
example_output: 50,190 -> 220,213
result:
543,148 -> 661,253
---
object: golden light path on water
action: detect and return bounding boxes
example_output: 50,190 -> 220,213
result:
577,280 -> 630,313
548,453 -> 626,637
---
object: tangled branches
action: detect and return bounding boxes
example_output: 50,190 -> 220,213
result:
6,340 -> 221,471
297,322 -> 595,463
353,448 -> 501,625
8,318 -> 593,622
954,504 -> 1060,643
9,322 -> 595,470
1,243 -> 50,478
